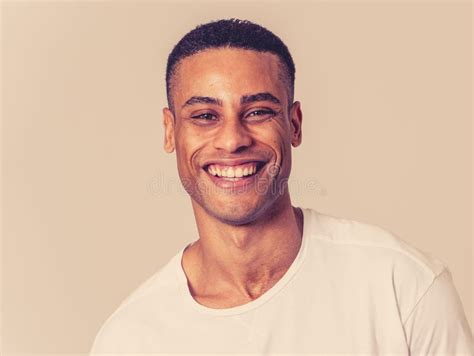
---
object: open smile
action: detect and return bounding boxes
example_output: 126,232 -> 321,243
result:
203,161 -> 267,189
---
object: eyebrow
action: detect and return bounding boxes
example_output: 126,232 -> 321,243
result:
241,92 -> 281,105
181,92 -> 281,109
182,96 -> 223,108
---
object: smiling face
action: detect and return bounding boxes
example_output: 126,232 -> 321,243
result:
163,48 -> 302,225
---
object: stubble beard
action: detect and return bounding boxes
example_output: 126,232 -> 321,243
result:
189,169 -> 290,226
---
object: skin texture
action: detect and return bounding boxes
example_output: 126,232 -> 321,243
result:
163,48 -> 304,308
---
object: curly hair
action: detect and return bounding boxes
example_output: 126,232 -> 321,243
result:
166,18 -> 295,110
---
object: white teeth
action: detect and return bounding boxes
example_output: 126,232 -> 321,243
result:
207,162 -> 260,178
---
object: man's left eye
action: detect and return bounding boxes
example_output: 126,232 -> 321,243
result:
246,109 -> 276,119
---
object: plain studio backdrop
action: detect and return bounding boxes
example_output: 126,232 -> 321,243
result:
1,0 -> 472,354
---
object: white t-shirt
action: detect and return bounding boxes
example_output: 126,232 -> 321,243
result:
90,208 -> 473,355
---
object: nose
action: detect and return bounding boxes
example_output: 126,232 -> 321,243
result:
212,117 -> 253,153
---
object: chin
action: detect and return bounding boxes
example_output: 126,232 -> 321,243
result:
213,211 -> 259,226
205,197 -> 275,226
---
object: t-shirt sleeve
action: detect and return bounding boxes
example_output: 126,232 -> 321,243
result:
89,316 -> 158,355
403,268 -> 474,355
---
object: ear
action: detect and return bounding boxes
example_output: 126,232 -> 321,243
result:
289,101 -> 303,147
163,107 -> 176,153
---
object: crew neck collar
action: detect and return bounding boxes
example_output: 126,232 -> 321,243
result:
174,207 -> 312,316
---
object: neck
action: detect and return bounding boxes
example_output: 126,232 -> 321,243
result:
182,194 -> 304,306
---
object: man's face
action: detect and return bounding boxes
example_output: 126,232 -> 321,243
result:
163,48 -> 302,225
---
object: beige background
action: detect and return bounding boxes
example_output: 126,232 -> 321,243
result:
1,1 -> 472,354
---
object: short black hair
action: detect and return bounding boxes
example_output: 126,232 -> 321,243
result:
165,18 -> 295,110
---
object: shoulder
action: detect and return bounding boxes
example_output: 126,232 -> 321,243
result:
303,208 -> 450,322
90,250 -> 183,354
305,208 -> 447,277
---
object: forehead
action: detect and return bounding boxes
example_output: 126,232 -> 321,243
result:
171,48 -> 287,104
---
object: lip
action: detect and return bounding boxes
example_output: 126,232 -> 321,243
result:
202,158 -> 267,170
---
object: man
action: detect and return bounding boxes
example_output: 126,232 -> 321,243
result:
91,19 -> 473,355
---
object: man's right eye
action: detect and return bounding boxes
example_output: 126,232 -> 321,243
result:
191,113 -> 217,121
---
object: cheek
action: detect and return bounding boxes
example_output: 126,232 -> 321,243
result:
254,123 -> 292,153
175,131 -> 209,173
